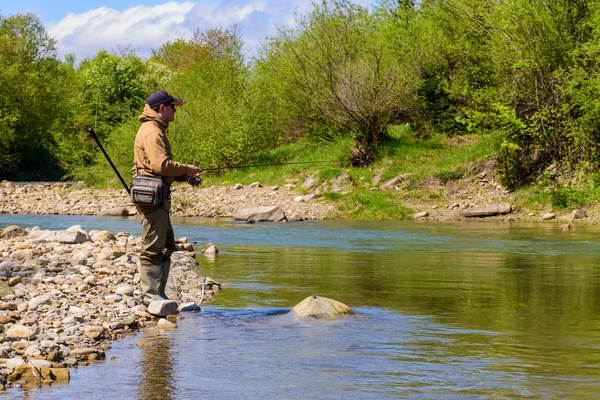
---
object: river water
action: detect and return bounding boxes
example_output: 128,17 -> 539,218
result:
2,215 -> 600,399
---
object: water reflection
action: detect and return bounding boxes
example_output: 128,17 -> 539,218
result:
137,328 -> 176,400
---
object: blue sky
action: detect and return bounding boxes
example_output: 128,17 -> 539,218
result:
1,0 -> 214,22
2,1 -> 372,60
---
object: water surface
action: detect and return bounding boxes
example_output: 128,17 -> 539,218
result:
2,215 -> 600,399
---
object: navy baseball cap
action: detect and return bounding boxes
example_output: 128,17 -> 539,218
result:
146,90 -> 185,108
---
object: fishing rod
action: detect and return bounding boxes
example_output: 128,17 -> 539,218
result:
202,160 -> 342,171
87,128 -> 130,194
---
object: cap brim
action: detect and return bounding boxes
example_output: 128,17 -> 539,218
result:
172,98 -> 185,105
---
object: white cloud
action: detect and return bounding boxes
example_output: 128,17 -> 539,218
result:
47,0 -> 372,61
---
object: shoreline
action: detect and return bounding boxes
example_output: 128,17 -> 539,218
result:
0,224 -> 218,390
1,180 -> 597,227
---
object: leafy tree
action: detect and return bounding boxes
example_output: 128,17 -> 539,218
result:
77,50 -> 149,139
253,0 -> 420,166
0,14 -> 67,179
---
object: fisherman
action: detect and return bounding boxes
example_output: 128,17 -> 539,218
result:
133,90 -> 201,304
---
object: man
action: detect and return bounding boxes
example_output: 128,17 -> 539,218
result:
133,90 -> 200,304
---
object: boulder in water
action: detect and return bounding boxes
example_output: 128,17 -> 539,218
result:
290,295 -> 355,319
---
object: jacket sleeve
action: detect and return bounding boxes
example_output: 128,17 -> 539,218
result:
144,132 -> 188,177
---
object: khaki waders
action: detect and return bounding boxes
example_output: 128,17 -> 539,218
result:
139,199 -> 175,303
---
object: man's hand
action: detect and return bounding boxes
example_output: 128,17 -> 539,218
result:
185,164 -> 201,178
185,164 -> 202,187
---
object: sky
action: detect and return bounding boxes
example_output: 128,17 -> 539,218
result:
1,0 -> 373,60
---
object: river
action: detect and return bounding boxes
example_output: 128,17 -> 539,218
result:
2,215 -> 600,399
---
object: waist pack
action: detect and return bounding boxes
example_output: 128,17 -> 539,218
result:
130,174 -> 170,206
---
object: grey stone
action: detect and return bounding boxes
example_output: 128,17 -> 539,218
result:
300,172 -> 320,190
178,302 -> 201,312
572,209 -> 588,220
148,300 -> 178,317
29,294 -> 51,309
234,206 -> 287,222
542,213 -> 556,220
28,230 -> 88,244
28,359 -> 53,368
460,203 -> 512,218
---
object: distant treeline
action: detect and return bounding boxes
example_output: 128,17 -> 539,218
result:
2,0 -> 600,187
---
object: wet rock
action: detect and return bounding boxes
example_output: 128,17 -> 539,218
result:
559,224 -> 570,231
157,318 -> 177,329
290,295 -> 355,319
202,244 -> 219,255
70,348 -> 100,359
178,303 -> 201,312
99,208 -> 130,216
8,366 -> 70,383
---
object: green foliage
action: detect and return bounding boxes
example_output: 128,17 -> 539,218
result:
336,190 -> 413,220
67,118 -> 138,187
0,14 -> 68,179
318,168 -> 343,181
161,27 -> 275,170
77,50 -> 150,139
433,170 -> 463,182
253,0 -> 420,166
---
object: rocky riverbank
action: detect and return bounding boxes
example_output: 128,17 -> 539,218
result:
0,180 -> 338,221
0,224 -> 218,390
1,176 -> 598,226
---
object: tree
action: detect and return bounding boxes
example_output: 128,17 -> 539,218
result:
253,0 -> 419,166
0,14 -> 66,178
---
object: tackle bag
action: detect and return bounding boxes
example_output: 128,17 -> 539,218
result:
130,174 -> 169,206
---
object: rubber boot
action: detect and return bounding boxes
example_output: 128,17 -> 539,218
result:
159,261 -> 171,300
140,264 -> 163,304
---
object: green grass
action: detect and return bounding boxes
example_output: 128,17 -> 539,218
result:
337,190 -> 413,220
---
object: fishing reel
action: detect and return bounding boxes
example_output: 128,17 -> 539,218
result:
187,176 -> 202,187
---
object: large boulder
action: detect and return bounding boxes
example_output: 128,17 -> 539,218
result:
234,206 -> 287,222
148,300 -> 178,317
28,230 -> 89,244
290,295 -> 355,319
460,202 -> 512,218
8,366 -> 70,384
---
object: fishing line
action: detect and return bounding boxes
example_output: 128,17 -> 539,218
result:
202,160 -> 343,171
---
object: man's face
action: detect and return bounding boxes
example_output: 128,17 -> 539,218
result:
159,103 -> 176,123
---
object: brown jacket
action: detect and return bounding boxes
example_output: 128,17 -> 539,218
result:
132,104 -> 187,184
